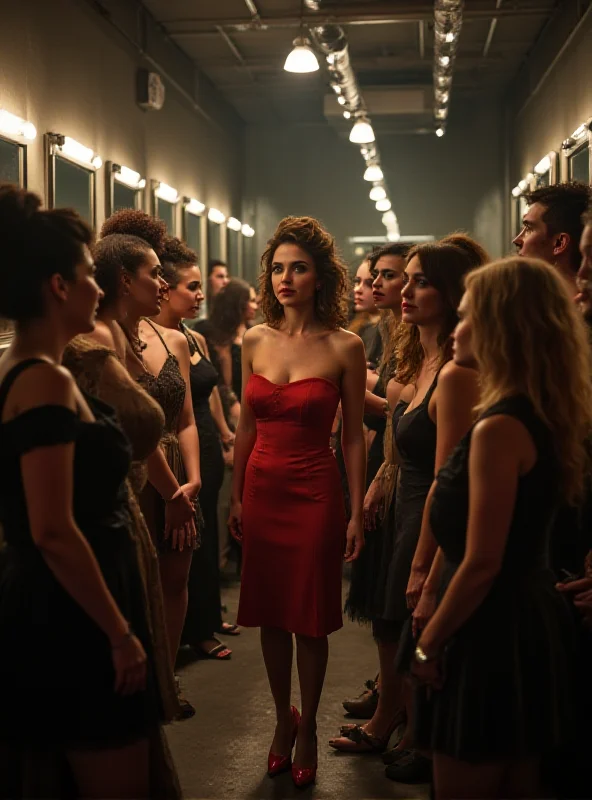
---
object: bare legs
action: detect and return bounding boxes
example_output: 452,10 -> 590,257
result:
158,550 -> 193,667
260,626 -> 328,767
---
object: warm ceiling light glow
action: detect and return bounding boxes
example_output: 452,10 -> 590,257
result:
114,165 -> 144,189
337,95 -> 346,106
445,31 -> 456,43
363,164 -> 383,182
534,155 -> 552,175
439,55 -> 450,67
349,118 -> 375,144
343,110 -> 351,119
284,38 -> 319,73
332,84 -> 341,94
369,185 -> 387,202
241,224 -> 255,237
512,186 -> 522,198
185,198 -> 205,215
227,217 -> 242,231
155,182 -> 179,203
91,156 -> 103,170
0,110 -> 37,141
436,127 -> 445,137
518,178 -> 529,192
208,207 -> 226,224
375,198 -> 391,212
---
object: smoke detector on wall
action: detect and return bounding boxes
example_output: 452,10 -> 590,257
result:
137,70 -> 166,111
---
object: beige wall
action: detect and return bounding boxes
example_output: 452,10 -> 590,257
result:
0,0 -> 244,240
510,11 -> 592,183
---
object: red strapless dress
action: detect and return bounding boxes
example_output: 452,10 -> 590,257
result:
237,374 -> 347,637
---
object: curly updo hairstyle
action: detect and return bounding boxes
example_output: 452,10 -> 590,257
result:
93,233 -> 156,310
0,184 -> 93,323
259,216 -> 348,329
160,236 -> 198,289
101,209 -> 168,257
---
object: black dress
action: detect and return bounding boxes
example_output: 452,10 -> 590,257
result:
374,374 -> 438,639
181,327 -> 226,643
0,359 -> 160,748
344,371 -> 389,622
414,396 -> 577,761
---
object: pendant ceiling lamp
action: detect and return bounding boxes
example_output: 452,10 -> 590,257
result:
349,117 -> 375,144
284,1 -> 319,73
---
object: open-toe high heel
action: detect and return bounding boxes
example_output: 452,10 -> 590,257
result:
268,706 -> 301,777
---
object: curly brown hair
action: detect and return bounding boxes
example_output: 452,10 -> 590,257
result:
101,210 -> 168,256
160,236 -> 198,288
259,216 -> 348,329
395,242 -> 475,385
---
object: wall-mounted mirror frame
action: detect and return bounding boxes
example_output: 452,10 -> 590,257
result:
151,180 -> 179,235
532,151 -> 559,189
0,108 -> 36,189
106,162 -> 146,217
47,133 -> 101,226
561,120 -> 591,185
183,198 -> 207,318
0,119 -> 35,349
0,134 -> 26,187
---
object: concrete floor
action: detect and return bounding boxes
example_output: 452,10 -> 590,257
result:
167,581 -> 430,800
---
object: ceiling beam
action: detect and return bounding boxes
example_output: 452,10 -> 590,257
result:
161,4 -> 553,33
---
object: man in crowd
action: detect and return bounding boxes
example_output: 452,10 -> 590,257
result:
513,181 -> 592,291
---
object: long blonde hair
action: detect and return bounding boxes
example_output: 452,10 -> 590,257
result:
465,256 -> 592,505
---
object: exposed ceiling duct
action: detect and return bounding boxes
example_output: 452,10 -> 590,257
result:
432,0 -> 464,136
310,23 -> 399,240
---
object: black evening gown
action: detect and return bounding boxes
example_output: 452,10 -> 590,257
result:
414,396 -> 577,761
373,374 -> 438,638
181,329 -> 226,644
344,371 -> 389,622
0,359 -> 161,748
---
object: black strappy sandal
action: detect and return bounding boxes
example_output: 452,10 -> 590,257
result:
329,724 -> 392,753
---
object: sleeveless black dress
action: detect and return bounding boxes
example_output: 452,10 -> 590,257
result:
414,396 -> 577,761
180,326 -> 226,643
344,370 -> 389,623
0,360 -> 160,747
374,374 -> 438,638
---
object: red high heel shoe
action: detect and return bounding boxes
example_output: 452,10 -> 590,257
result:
267,706 -> 301,777
291,734 -> 318,789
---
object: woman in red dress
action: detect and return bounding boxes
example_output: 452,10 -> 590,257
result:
228,217 -> 366,787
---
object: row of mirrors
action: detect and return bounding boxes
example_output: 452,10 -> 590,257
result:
511,119 -> 592,236
0,123 -> 256,279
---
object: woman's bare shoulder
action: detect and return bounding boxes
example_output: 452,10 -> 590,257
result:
332,327 -> 364,355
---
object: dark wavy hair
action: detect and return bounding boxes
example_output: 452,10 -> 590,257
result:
93,234 -> 155,310
259,216 -> 348,329
160,236 -> 198,288
395,242 -> 475,385
440,232 -> 490,268
207,278 -> 251,346
101,209 -> 168,257
523,182 -> 592,272
0,184 -> 93,322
